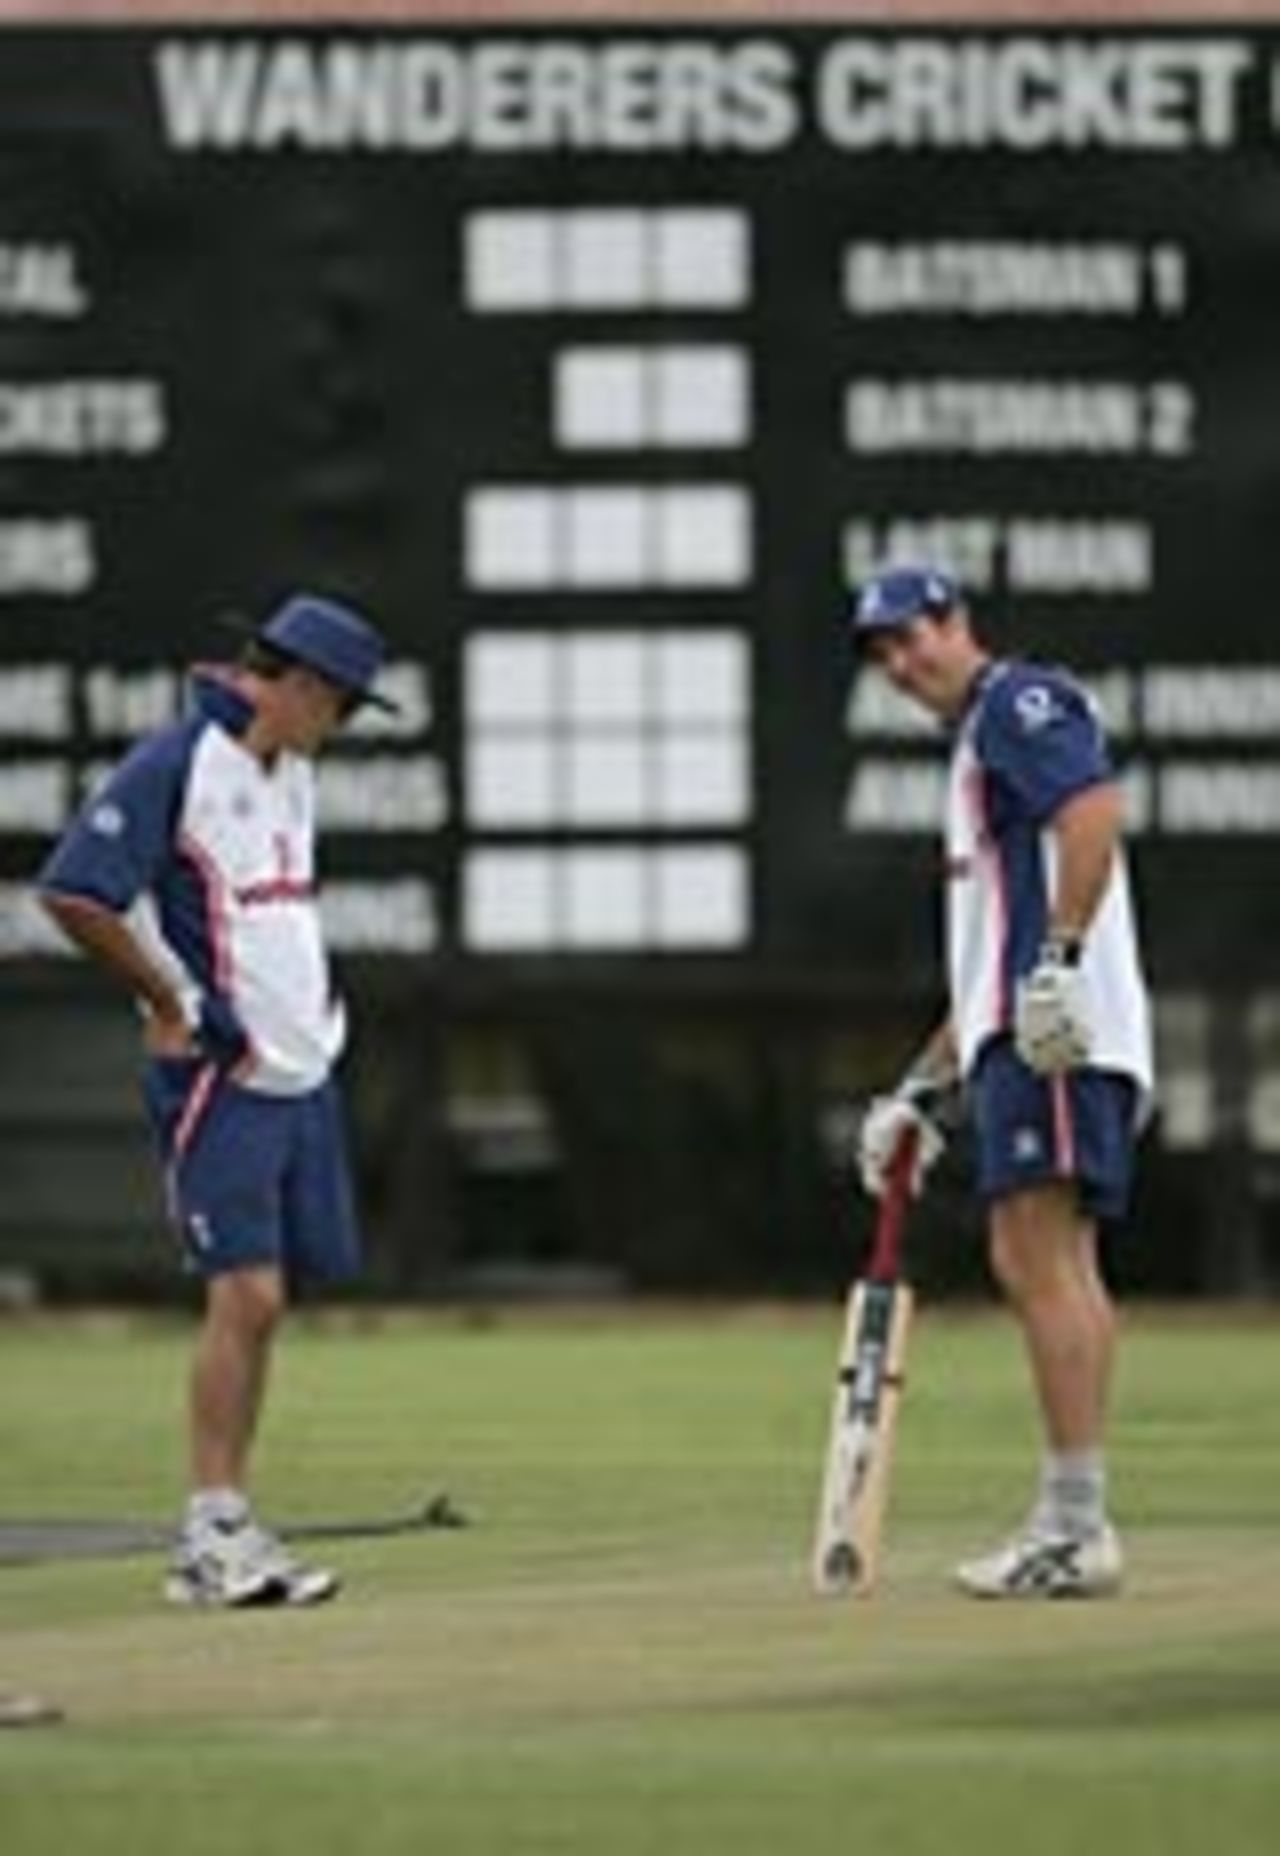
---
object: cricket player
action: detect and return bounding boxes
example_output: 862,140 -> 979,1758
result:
851,565 -> 1152,1598
37,593 -> 395,1608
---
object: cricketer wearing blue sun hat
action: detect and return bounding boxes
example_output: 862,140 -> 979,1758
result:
36,585 -> 400,1611
229,592 -> 399,713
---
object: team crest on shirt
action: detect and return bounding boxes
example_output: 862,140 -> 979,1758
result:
89,802 -> 125,837
185,1211 -> 214,1253
1013,685 -> 1060,733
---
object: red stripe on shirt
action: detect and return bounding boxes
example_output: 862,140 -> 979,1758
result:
177,830 -> 234,994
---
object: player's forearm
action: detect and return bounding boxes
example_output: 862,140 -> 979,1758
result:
1048,783 -> 1123,947
905,1020 -> 959,1092
38,890 -> 186,1024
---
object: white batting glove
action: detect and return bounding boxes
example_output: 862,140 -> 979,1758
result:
1014,940 -> 1092,1074
857,1082 -> 946,1200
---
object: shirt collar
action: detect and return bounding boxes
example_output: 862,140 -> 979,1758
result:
188,665 -> 256,739
953,656 -> 1005,727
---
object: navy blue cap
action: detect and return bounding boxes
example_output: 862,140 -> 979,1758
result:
254,594 -> 396,712
852,565 -> 960,642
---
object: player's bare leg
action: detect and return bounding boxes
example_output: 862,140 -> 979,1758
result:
190,1265 -> 285,1491
167,1265 -> 338,1607
990,1183 -> 1114,1454
956,1183 -> 1122,1598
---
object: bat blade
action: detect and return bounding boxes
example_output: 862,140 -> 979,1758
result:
811,1128 -> 917,1598
811,1276 -> 913,1596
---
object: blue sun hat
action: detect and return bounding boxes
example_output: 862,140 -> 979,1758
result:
253,593 -> 397,712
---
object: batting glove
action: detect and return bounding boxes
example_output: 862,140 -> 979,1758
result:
1014,938 -> 1092,1075
857,1077 -> 948,1200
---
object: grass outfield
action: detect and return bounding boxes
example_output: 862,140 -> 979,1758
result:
2,1305 -> 1279,1855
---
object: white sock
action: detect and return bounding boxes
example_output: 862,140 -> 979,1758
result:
1033,1450 -> 1107,1540
186,1487 -> 250,1532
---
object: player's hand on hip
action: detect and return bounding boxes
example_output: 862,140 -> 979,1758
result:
857,1085 -> 945,1199
195,992 -> 252,1070
1014,942 -> 1092,1074
142,1000 -> 197,1059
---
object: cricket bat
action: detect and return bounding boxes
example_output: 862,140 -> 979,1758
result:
811,1127 -> 917,1597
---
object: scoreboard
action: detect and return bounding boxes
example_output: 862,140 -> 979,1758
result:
4,23 -> 1280,989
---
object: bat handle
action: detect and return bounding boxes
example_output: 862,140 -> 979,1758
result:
868,1125 -> 917,1280
887,1123 -> 918,1195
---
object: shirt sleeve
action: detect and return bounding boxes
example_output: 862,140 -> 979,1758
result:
37,724 -> 194,912
975,669 -> 1113,824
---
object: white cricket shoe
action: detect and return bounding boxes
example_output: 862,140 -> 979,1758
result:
165,1515 -> 340,1609
0,1692 -> 63,1729
954,1523 -> 1123,1600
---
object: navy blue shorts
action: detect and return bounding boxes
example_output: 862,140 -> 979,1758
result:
141,1058 -> 361,1283
968,1037 -> 1140,1221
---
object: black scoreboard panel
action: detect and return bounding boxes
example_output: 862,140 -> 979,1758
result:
4,25 -> 1280,987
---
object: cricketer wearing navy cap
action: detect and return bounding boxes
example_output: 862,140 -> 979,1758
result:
851,564 -> 961,641
847,558 -> 1153,1601
36,587 -> 395,1610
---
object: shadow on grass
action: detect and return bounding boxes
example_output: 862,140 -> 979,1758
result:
689,1644 -> 1280,1737
0,1497 -> 467,1565
893,1659 -> 1280,1732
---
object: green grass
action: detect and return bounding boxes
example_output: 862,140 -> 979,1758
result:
2,1306 -> 1280,1854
